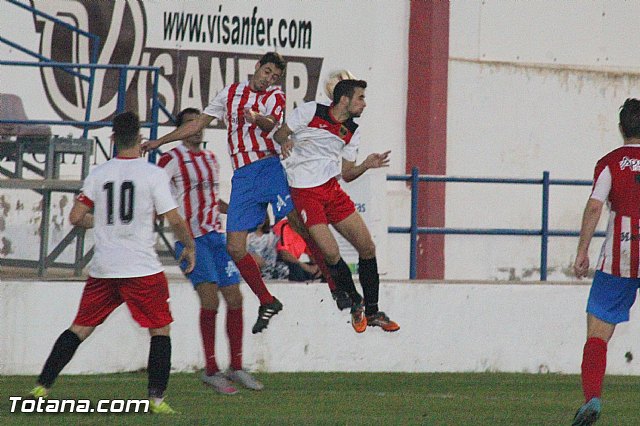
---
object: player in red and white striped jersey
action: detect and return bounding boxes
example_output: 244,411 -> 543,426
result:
203,79 -> 285,170
142,52 -> 291,334
572,98 -> 640,424
158,127 -> 223,239
588,149 -> 640,277
158,108 -> 262,393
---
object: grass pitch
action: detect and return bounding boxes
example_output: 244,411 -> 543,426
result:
1,372 -> 639,425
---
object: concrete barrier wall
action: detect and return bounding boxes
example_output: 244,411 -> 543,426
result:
3,279 -> 640,376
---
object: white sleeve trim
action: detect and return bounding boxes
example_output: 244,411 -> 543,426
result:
590,166 -> 611,202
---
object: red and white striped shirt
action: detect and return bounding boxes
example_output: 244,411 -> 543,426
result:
591,144 -> 640,277
204,80 -> 285,170
158,144 -> 222,238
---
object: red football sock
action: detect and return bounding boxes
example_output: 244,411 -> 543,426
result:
305,237 -> 337,291
200,308 -> 219,376
236,254 -> 274,305
227,307 -> 243,371
581,337 -> 608,402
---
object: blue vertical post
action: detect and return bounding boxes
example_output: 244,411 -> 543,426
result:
116,67 -> 127,113
410,166 -> 419,279
540,171 -> 550,281
82,36 -> 100,138
148,70 -> 160,164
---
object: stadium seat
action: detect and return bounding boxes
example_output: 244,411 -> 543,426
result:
0,93 -> 51,137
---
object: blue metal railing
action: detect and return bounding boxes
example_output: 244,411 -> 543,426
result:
1,0 -> 100,138
387,167 -> 605,280
1,1 -> 170,146
0,60 -> 163,145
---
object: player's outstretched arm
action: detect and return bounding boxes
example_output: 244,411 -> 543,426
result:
163,208 -> 196,273
141,113 -> 214,153
573,198 -> 604,279
341,150 -> 391,182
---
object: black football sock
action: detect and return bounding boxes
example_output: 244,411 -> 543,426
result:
148,335 -> 171,399
328,258 -> 362,304
37,329 -> 82,388
359,257 -> 380,316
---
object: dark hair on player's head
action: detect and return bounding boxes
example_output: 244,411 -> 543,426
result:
333,79 -> 367,105
620,98 -> 640,139
176,108 -> 201,127
259,52 -> 286,72
112,111 -> 140,150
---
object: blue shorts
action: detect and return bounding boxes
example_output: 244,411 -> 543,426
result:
586,270 -> 640,324
175,232 -> 240,288
227,156 -> 294,232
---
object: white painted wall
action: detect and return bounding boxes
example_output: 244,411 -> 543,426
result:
446,1 -> 640,280
3,278 -> 640,376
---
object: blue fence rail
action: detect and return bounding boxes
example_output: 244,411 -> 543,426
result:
0,60 -> 163,146
1,0 -> 100,138
387,167 -> 605,280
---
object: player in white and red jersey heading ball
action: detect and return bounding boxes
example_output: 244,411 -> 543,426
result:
158,108 -> 263,393
29,112 -> 195,414
274,79 -> 399,334
572,98 -> 640,425
142,52 -> 336,333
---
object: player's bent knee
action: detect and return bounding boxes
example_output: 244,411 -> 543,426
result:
325,252 -> 341,266
196,283 -> 220,310
69,324 -> 94,341
358,241 -> 376,259
222,287 -> 243,309
226,243 -> 247,261
149,325 -> 170,336
198,295 -> 219,310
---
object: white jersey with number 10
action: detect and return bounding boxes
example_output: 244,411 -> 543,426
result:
77,157 -> 177,278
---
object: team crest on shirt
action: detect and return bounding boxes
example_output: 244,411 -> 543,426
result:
619,156 -> 640,171
339,125 -> 349,139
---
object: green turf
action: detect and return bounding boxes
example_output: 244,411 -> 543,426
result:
0,372 -> 637,425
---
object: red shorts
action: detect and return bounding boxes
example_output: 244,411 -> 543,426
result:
73,272 -> 173,329
290,178 -> 356,227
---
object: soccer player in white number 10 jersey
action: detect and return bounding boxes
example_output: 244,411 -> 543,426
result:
29,112 -> 195,415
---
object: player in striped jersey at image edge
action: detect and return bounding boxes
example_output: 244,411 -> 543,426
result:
142,52 -> 344,334
572,98 -> 640,425
157,108 -> 263,394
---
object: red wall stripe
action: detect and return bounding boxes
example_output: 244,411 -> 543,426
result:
406,1 -> 449,279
